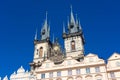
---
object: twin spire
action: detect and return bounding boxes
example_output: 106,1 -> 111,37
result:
63,5 -> 82,34
70,6 -> 75,25
34,12 -> 50,40
35,6 -> 82,40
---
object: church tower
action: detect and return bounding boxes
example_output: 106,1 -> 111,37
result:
63,6 -> 85,59
31,12 -> 51,67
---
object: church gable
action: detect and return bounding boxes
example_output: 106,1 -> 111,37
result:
84,53 -> 98,62
108,52 -> 120,60
86,53 -> 97,57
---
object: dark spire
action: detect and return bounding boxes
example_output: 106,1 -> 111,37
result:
41,11 -> 50,40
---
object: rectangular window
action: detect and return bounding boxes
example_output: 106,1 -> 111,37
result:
41,73 -> 45,79
57,71 -> 61,77
86,68 -> 90,74
49,72 -> 53,78
110,72 -> 115,78
68,70 -> 72,75
95,67 -> 100,72
76,69 -> 80,74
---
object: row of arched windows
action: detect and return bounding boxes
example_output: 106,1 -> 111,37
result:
47,74 -> 103,80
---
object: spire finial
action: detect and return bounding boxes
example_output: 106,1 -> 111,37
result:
41,11 -> 49,40
53,34 -> 54,43
63,22 -> 65,33
67,16 -> 69,28
79,20 -> 82,30
34,28 -> 37,40
46,11 -> 48,21
76,14 -> 78,25
70,5 -> 73,12
70,5 -> 75,24
48,25 -> 50,37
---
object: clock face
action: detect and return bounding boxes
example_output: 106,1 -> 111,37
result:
54,46 -> 60,51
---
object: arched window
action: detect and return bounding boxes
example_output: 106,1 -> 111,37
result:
71,40 -> 75,50
76,76 -> 82,80
95,74 -> 102,80
39,47 -> 43,58
85,75 -> 92,80
67,77 -> 73,80
56,78 -> 62,80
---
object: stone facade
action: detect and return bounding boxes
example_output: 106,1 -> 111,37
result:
5,53 -> 120,80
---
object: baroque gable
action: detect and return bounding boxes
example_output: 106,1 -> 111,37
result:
84,53 -> 104,64
108,52 -> 120,60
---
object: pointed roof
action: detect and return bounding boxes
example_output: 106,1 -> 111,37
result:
79,20 -> 82,30
108,52 -> 120,60
10,72 -> 16,79
86,53 -> 97,57
34,28 -> 38,40
3,76 -> 8,80
41,11 -> 50,40
70,5 -> 75,24
67,5 -> 80,34
43,11 -> 48,30
63,22 -> 65,33
48,25 -> 50,37
76,14 -> 79,25
67,16 -> 70,29
52,34 -> 54,43
17,66 -> 25,73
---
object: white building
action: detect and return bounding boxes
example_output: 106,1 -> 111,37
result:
2,7 -> 120,80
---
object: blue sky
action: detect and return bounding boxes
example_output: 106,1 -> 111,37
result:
0,0 -> 120,78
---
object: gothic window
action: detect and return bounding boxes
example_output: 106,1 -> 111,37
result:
95,67 -> 100,72
41,73 -> 45,79
39,47 -> 43,58
86,68 -> 90,74
71,40 -> 75,50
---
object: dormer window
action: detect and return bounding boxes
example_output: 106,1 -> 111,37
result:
42,29 -> 45,35
70,24 -> 74,29
71,40 -> 75,51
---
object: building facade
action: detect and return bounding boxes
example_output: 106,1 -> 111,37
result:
2,7 -> 120,80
